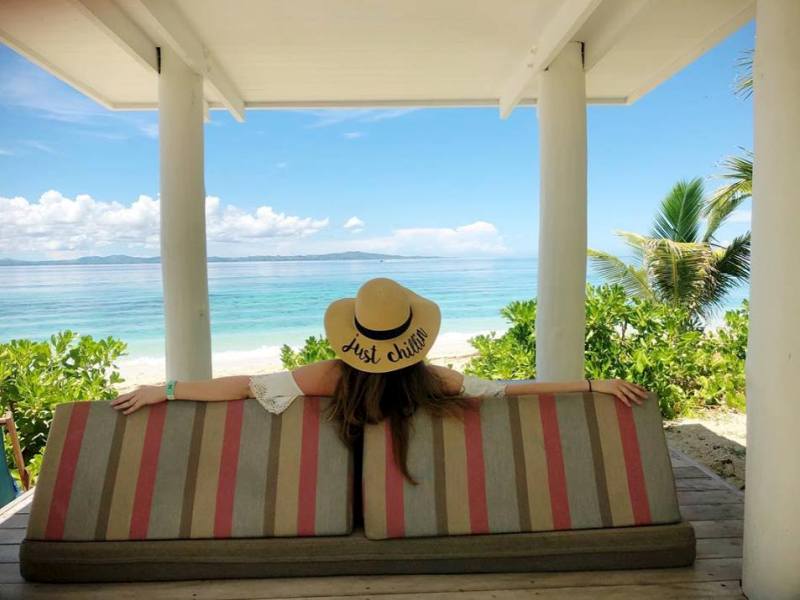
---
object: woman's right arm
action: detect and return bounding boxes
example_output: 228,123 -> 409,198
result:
427,366 -> 647,407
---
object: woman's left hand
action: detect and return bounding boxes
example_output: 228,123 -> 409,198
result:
592,379 -> 648,407
111,385 -> 167,415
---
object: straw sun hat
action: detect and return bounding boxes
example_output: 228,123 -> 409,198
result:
324,277 -> 441,373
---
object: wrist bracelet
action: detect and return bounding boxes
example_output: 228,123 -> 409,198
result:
166,379 -> 177,400
587,378 -> 593,393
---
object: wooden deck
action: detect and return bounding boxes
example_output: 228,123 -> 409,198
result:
0,447 -> 745,599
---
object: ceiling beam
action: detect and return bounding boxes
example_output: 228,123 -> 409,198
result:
499,0 -> 603,119
70,0 -> 157,73
581,0 -> 653,71
110,96 -> 630,111
135,0 -> 245,122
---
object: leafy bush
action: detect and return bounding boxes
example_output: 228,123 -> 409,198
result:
466,285 -> 748,418
0,331 -> 126,482
280,335 -> 336,369
696,301 -> 748,411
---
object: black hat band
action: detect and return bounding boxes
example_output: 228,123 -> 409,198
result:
354,308 -> 413,340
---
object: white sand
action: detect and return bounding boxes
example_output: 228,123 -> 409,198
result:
114,330 -> 485,392
665,409 -> 747,489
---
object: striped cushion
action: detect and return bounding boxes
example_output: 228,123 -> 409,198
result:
363,392 -> 680,539
27,398 -> 353,541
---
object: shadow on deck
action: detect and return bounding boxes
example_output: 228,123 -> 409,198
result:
0,446 -> 745,599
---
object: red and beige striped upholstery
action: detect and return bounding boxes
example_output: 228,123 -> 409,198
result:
363,392 -> 680,540
27,398 -> 353,541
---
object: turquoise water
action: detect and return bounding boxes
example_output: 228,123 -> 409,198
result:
0,258 -> 748,359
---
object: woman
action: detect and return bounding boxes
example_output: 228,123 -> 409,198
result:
112,277 -> 647,481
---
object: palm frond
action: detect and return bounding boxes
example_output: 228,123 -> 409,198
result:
644,239 -> 714,310
715,232 -> 751,279
700,233 -> 751,311
705,152 -> 753,240
734,49 -> 753,99
614,230 -> 648,263
588,249 -> 654,300
652,178 -> 705,243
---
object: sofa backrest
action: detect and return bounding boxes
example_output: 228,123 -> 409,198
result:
27,398 -> 353,541
363,392 -> 680,539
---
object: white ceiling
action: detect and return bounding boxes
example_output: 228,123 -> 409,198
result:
0,0 -> 754,119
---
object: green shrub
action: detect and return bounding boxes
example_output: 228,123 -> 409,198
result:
0,331 -> 126,482
280,335 -> 336,369
696,301 -> 748,411
465,285 -> 748,419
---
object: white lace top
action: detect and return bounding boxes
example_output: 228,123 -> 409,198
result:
248,371 -> 507,415
459,374 -> 507,399
248,371 -> 305,414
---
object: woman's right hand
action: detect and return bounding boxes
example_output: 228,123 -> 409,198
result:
111,385 -> 167,415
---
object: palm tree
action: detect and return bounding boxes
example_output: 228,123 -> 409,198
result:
589,178 -> 750,317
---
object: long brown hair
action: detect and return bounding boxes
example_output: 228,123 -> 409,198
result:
327,359 -> 469,483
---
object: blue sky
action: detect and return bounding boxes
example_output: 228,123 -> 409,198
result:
0,21 -> 753,260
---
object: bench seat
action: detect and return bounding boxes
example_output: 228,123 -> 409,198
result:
20,391 -> 694,582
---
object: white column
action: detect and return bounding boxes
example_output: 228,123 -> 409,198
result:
535,42 -> 587,380
158,46 -> 213,380
743,1 -> 800,598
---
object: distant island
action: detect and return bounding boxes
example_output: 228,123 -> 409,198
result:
0,251 -> 437,266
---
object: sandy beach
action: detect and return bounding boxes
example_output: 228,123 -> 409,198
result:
665,409 -> 747,490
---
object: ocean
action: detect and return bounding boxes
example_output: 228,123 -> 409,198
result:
0,257 -> 748,365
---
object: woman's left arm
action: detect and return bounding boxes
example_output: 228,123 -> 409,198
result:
504,378 -> 648,407
111,360 -> 343,415
111,376 -> 252,414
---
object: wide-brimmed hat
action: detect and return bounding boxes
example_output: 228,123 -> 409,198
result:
324,277 -> 441,373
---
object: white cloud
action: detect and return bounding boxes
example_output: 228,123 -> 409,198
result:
257,219 -> 508,258
361,109 -> 416,122
205,196 -> 328,242
729,209 -> 751,224
275,162 -> 289,169
139,123 -> 159,139
0,148 -> 13,156
343,216 -> 365,233
0,191 -> 505,259
22,140 -> 55,154
0,191 -> 329,257
74,129 -> 129,141
305,108 -> 416,128
343,131 -> 365,140
320,220 -> 507,256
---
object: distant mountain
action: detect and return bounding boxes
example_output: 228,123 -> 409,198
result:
0,251 -> 436,266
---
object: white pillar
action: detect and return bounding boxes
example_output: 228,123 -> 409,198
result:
158,47 -> 213,380
535,42 -> 587,380
743,2 -> 800,598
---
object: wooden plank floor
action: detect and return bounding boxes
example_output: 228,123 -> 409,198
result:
0,446 -> 745,599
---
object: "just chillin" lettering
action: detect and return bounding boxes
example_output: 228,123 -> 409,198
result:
387,327 -> 429,363
340,327 -> 429,365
